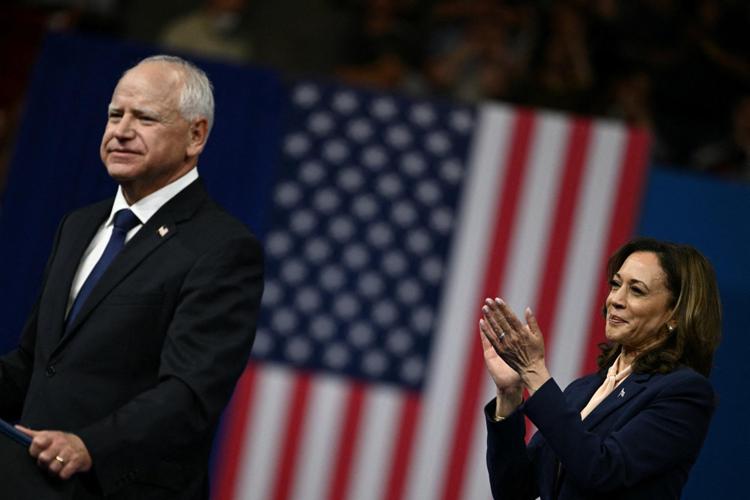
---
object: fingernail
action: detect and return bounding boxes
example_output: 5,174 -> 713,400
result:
482,305 -> 489,313
526,307 -> 532,315
495,298 -> 504,305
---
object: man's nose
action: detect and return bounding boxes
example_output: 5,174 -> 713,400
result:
113,115 -> 135,138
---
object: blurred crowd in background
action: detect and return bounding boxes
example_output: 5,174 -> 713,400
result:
1,0 -> 748,196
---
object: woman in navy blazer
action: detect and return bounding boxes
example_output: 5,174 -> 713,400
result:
480,238 -> 721,499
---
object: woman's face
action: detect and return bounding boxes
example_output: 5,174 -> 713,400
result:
605,251 -> 675,350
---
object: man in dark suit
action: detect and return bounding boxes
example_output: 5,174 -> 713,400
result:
0,55 -> 263,498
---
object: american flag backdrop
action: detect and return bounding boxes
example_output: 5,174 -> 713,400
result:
212,81 -> 650,500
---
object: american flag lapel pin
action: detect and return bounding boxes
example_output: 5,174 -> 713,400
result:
618,388 -> 626,398
158,225 -> 169,237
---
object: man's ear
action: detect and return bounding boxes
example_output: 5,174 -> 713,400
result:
187,118 -> 209,157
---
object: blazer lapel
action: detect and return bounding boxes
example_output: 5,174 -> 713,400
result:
55,179 -> 208,350
569,374 -> 603,411
582,372 -> 652,430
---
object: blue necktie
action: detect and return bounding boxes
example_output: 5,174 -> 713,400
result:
66,208 -> 140,329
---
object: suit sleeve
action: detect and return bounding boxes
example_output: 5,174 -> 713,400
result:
76,235 -> 264,494
485,400 -> 540,500
0,214 -> 69,420
522,373 -> 715,492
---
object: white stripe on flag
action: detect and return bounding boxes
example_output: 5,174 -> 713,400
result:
404,104 -> 514,500
345,387 -> 402,500
501,111 -> 569,311
462,110 -> 572,500
234,366 -> 293,500
289,375 -> 347,500
548,123 -> 627,388
464,396 -> 494,500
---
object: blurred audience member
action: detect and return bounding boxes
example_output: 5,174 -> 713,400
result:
3,0 -> 750,183
691,95 -> 750,181
521,2 -> 593,112
159,0 -> 253,64
336,0 -> 427,94
606,71 -> 653,128
0,4 -> 56,199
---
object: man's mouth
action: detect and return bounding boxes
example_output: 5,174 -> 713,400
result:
108,148 -> 140,154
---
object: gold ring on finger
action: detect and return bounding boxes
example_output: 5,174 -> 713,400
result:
55,456 -> 65,465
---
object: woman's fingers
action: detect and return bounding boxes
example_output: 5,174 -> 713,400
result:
480,318 -> 503,355
486,300 -> 515,339
525,307 -> 541,336
482,305 -> 507,343
495,298 -> 525,333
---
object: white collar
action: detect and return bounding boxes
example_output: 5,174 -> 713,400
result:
106,167 -> 199,227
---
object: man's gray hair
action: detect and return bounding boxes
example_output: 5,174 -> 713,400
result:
136,55 -> 215,135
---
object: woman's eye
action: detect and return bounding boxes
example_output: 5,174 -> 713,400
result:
631,287 -> 644,295
608,279 -> 620,289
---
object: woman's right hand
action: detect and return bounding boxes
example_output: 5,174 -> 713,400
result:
479,317 -> 522,391
480,316 -> 523,417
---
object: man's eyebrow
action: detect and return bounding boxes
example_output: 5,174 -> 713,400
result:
107,104 -> 161,118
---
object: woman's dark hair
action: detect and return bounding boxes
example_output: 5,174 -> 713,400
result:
597,237 -> 722,377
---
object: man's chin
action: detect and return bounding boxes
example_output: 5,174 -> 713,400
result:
105,163 -> 140,182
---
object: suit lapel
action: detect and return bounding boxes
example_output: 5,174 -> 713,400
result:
57,219 -> 177,345
42,203 -> 110,351
54,180 -> 208,351
582,371 -> 652,430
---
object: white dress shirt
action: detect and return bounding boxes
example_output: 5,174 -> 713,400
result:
65,167 -> 199,317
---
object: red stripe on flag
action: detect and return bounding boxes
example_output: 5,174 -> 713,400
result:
581,129 -> 651,375
441,110 -> 536,500
327,383 -> 366,500
534,119 -> 592,335
384,393 -> 421,500
524,118 -> 592,439
212,363 -> 259,500
271,373 -> 313,500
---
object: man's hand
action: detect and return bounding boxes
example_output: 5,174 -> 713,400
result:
15,425 -> 92,480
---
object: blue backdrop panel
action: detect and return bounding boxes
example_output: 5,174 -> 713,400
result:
0,33 -> 283,353
637,167 -> 750,499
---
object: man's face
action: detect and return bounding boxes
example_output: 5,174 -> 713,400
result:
100,62 -> 200,202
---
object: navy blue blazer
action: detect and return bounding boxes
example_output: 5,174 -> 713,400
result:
485,367 -> 716,499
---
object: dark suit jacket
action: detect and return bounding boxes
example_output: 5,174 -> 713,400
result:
0,179 -> 263,499
485,367 -> 716,500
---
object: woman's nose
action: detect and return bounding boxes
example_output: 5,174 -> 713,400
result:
608,288 -> 625,308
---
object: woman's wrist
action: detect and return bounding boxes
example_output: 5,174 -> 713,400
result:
493,386 -> 523,421
521,360 -> 551,396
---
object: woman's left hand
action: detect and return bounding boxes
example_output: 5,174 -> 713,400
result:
481,298 -> 551,392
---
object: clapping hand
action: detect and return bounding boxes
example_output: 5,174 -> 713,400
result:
480,298 -> 550,393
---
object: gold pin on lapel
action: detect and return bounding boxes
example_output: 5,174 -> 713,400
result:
158,225 -> 169,237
